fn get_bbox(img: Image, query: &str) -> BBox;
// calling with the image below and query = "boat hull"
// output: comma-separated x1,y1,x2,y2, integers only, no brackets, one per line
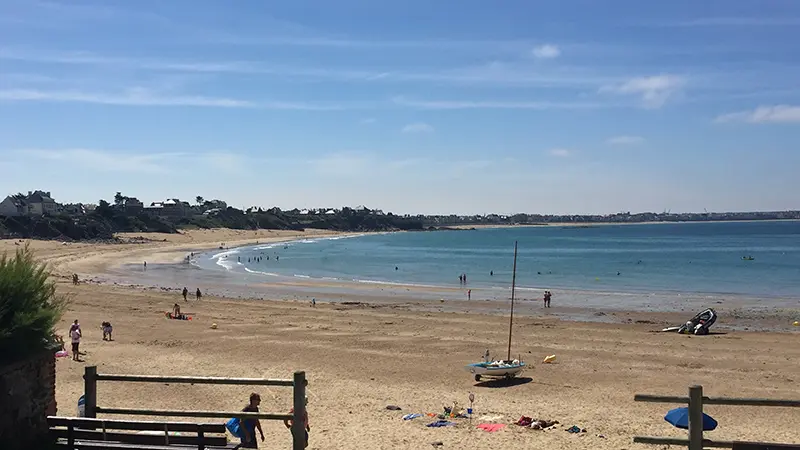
465,362,526,378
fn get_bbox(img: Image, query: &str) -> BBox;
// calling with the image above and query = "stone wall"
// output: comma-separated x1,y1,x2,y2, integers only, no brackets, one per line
0,349,57,450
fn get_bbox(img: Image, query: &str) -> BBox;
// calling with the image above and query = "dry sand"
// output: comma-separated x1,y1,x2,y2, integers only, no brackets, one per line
4,229,799,449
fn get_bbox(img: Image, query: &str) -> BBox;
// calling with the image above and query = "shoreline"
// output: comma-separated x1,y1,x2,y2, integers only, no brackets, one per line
75,233,800,332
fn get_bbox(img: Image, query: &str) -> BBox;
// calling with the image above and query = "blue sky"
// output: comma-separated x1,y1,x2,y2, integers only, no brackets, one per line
1,0,799,215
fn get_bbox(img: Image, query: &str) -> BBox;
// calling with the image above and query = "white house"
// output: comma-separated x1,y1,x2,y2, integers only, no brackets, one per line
0,196,24,217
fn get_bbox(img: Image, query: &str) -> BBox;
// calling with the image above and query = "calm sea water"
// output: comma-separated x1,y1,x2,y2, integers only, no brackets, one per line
196,221,800,298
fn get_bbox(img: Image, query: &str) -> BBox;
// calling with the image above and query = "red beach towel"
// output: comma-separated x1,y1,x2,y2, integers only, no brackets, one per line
477,423,506,432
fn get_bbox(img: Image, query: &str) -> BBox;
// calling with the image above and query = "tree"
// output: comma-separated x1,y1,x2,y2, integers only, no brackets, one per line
96,199,114,219
0,244,68,363
114,192,126,207
195,196,204,206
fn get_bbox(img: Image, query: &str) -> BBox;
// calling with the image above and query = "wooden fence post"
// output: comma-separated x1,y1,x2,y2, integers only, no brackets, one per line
688,385,704,450
84,366,98,418
292,372,307,450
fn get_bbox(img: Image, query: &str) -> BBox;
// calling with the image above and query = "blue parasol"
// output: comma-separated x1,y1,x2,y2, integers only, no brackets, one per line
664,407,718,431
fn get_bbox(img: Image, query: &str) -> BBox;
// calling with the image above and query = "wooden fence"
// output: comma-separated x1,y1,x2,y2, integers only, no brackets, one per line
83,366,307,450
633,385,800,450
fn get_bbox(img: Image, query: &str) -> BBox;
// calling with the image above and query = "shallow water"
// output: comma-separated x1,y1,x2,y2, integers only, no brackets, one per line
195,221,800,298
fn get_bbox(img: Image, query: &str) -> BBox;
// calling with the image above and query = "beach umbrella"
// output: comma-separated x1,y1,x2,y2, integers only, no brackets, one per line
664,407,717,431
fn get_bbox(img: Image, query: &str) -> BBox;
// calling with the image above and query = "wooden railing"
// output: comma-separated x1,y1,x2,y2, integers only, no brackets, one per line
634,385,800,450
83,366,307,450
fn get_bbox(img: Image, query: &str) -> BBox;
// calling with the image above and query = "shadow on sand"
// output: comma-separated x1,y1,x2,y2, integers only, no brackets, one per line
475,377,533,389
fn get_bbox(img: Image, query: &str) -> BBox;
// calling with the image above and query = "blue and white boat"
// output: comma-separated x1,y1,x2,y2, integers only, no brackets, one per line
465,241,527,382
466,359,526,381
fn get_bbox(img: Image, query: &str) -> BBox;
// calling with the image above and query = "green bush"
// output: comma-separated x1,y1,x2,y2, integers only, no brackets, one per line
0,245,68,364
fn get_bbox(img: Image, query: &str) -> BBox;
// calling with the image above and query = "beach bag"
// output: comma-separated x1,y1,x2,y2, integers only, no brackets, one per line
225,417,242,438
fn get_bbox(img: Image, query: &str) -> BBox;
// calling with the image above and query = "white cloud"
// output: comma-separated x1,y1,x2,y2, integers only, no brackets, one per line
531,44,561,59
714,105,800,124
402,122,435,134
548,148,572,157
599,75,685,109
19,148,247,174
0,88,348,110
391,96,603,110
607,135,645,145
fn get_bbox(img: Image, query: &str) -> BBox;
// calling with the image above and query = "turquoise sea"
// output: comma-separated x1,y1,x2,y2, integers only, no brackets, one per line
196,221,800,298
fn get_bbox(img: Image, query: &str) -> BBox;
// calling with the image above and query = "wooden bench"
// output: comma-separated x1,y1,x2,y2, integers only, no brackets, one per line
48,416,237,450
732,443,800,450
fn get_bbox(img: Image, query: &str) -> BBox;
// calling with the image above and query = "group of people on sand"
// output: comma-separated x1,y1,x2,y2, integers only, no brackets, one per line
231,391,311,448
182,287,202,301
62,319,113,362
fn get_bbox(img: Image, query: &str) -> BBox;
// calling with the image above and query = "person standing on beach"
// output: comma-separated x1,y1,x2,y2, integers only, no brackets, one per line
143,261,147,270
182,287,188,301
70,321,82,361
284,397,310,449
239,393,265,448
468,289,471,300
196,288,202,300
543,290,552,308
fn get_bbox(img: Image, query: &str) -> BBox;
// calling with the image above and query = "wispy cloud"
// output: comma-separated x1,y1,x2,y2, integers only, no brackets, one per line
20,148,249,174
714,105,800,124
599,75,685,109
607,135,645,145
392,96,604,110
0,88,349,110
667,17,800,27
548,148,572,157
531,44,561,59
0,49,622,88
23,149,181,174
402,122,435,134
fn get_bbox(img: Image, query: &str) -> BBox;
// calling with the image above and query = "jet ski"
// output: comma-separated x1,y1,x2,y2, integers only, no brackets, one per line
665,308,717,335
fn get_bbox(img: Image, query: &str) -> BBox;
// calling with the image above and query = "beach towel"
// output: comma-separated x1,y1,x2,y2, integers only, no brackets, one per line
478,415,504,422
426,420,457,428
516,416,533,427
477,423,506,432
403,414,423,421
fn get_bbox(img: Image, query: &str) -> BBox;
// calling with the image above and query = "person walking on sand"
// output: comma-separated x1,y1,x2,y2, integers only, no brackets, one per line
196,288,202,300
182,287,188,301
239,393,265,448
543,290,552,308
284,397,310,449
143,261,146,269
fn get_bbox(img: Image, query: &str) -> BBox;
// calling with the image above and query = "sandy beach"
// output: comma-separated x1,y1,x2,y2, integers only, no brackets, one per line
4,229,800,449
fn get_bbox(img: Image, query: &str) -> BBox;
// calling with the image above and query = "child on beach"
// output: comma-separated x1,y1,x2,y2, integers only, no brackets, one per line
101,322,113,341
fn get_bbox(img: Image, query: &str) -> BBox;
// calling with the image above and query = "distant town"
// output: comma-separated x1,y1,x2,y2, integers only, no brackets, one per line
0,190,798,240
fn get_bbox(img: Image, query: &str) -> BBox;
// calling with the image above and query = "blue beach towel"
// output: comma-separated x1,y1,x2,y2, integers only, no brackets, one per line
403,413,423,421
427,420,457,428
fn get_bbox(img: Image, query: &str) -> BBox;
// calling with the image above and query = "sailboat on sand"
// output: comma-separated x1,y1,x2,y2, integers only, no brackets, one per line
465,241,526,382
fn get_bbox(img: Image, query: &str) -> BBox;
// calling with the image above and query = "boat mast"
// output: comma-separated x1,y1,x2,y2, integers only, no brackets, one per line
507,240,518,361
